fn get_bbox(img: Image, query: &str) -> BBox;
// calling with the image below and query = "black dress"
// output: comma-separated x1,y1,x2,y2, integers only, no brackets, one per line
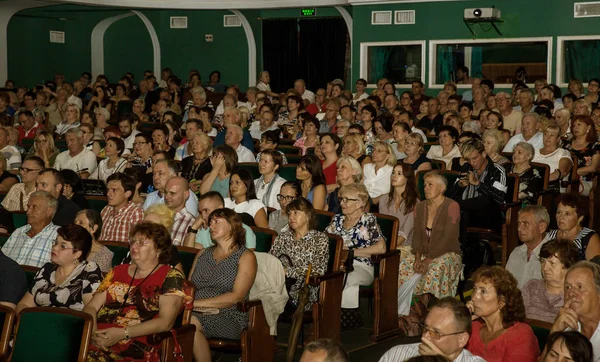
180,156,212,182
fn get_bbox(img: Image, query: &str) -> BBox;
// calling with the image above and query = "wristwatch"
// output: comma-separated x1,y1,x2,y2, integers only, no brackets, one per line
123,327,130,341
187,226,199,234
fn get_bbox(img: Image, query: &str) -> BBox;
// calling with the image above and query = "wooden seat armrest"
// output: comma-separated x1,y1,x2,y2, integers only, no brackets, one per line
500,202,521,211
308,271,344,286
147,324,196,345
525,318,553,330
236,300,262,312
370,249,400,263
561,179,579,187
466,227,496,234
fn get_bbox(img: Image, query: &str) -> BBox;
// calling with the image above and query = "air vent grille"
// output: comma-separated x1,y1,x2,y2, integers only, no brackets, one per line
170,17,188,29
49,31,65,43
223,15,241,27
575,2,600,17
371,11,392,25
395,10,415,24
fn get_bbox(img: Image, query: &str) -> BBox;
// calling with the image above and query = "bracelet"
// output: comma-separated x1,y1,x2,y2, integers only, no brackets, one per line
556,169,563,179
123,327,130,340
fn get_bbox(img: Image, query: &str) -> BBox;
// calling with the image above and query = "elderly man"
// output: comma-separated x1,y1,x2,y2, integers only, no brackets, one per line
1,191,60,267
2,156,43,212
226,125,255,163
184,191,256,249
143,159,199,217
336,119,351,139
294,79,315,105
299,339,349,362
36,168,80,226
306,88,327,116
419,98,443,135
551,261,600,360
540,86,564,113
515,88,536,114
503,113,544,152
182,88,209,123
213,106,254,151
164,177,195,246
384,94,399,113
250,110,277,140
0,127,21,171
16,111,42,143
99,173,144,242
53,128,97,178
506,205,551,288
319,99,340,133
380,298,485,362
174,119,201,161
496,91,523,135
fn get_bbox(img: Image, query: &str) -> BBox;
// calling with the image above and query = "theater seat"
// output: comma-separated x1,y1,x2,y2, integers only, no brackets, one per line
0,305,15,359
278,164,298,182
250,226,276,253
20,265,39,286
101,240,130,267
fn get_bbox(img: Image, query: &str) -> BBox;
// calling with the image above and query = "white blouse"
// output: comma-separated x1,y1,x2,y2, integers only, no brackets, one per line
426,145,461,170
224,198,267,218
363,163,393,198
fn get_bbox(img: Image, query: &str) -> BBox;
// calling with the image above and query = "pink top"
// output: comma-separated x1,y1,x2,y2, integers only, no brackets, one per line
466,321,540,362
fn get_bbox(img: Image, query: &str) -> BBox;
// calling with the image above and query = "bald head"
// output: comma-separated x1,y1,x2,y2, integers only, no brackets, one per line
164,176,190,211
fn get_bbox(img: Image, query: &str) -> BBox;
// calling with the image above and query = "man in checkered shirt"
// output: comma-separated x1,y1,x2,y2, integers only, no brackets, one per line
164,176,195,246
99,173,143,243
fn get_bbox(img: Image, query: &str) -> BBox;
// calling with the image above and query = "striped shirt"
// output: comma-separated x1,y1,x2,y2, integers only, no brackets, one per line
171,208,195,246
2,222,59,267
379,343,486,362
99,202,144,242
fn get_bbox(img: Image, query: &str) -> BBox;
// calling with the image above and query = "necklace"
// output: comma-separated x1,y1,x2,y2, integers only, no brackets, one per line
120,263,160,311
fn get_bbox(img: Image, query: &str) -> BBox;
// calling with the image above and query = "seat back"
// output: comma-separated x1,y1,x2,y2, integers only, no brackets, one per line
12,211,27,229
285,155,302,165
278,164,298,182
0,304,15,357
250,226,276,253
0,233,9,248
20,265,39,287
11,307,93,362
430,159,446,171
237,163,260,180
416,170,461,200
101,241,130,267
86,196,108,213
315,210,335,232
326,234,343,273
176,246,199,278
424,142,436,153
526,318,553,352
530,162,550,203
278,146,302,156
372,213,399,250
505,173,520,203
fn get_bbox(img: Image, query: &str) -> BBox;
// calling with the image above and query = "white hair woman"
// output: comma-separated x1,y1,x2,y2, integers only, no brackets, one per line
327,156,363,214
506,142,542,206
482,129,510,166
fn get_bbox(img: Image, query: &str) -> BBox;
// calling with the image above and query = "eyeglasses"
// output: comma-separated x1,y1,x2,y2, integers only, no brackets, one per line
19,167,41,173
420,324,465,340
129,238,152,247
35,139,48,144
338,197,359,204
277,194,296,202
133,142,148,146
52,241,75,250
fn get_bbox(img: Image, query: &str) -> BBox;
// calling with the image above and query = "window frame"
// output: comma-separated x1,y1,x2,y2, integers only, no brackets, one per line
556,35,600,88
359,40,426,89
428,37,553,89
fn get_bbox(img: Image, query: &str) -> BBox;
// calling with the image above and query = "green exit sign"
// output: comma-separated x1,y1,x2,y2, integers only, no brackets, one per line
301,8,316,17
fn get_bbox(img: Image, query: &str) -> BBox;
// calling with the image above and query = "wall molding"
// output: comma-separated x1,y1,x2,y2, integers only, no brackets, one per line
229,10,256,87
55,0,349,9
334,6,353,87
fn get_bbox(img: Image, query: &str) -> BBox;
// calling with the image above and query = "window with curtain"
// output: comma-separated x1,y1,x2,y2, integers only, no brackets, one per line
433,40,549,85
563,39,600,83
361,42,423,85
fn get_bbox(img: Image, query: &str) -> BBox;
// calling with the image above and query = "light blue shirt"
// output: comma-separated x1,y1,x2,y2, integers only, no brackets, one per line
2,222,60,267
195,224,256,249
142,190,199,217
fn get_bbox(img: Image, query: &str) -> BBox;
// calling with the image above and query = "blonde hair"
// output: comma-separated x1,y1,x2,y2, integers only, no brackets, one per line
373,141,398,167
482,129,505,153
67,103,81,120
339,183,370,208
33,130,57,154
192,131,213,157
238,106,250,128
144,204,175,232
574,98,592,115
406,132,425,154
343,134,367,155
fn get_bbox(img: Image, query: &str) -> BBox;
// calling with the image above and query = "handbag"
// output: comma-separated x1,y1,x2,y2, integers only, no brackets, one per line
146,329,185,362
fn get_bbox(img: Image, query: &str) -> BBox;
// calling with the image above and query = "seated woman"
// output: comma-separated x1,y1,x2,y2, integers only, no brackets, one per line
254,149,286,210
59,169,89,209
466,266,540,361
16,224,103,313
225,169,268,228
547,194,600,260
325,183,386,328
0,154,18,193
397,171,462,335
426,125,461,169
541,331,593,362
484,111,510,146
563,115,599,196
378,162,418,247
200,145,238,198
482,129,510,166
522,238,579,323
123,167,147,207
74,209,114,274
269,198,329,311
91,137,127,182
181,131,213,194
293,115,320,155
320,133,343,193
532,125,572,193
54,103,81,139
255,129,288,164
402,133,432,172
327,156,363,214
342,133,372,167
85,222,186,361
189,208,257,362
152,124,176,159
79,123,102,155
28,130,59,168
505,142,543,206
373,113,394,143
390,121,411,160
296,154,327,210
363,141,397,204
268,181,301,234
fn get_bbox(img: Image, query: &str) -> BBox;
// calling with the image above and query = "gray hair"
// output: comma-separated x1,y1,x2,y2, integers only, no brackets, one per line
337,156,363,183
520,88,533,98
482,129,505,153
304,339,348,362
228,124,243,138
567,261,600,294
514,141,535,161
154,159,178,176
423,170,448,191
246,87,258,95
523,112,541,125
94,107,110,121
191,87,207,99
66,127,83,139
519,205,550,226
30,190,59,214
463,121,481,135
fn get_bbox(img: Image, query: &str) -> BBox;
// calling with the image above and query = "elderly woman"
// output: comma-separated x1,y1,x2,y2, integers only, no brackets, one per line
397,171,462,335
255,130,288,165
28,130,59,168
54,103,80,138
506,142,543,206
181,131,213,193
85,222,186,361
296,154,327,210
268,181,301,234
542,331,594,362
94,106,111,133
133,99,149,123
426,125,461,169
342,133,372,166
326,183,386,328
466,266,540,361
270,198,328,311
564,115,600,196
391,121,411,160
152,124,175,159
547,194,600,260
294,115,320,155
254,149,286,210
74,209,114,274
320,133,343,192
16,224,103,313
379,162,418,247
573,98,592,116
363,141,397,203
522,238,579,323
402,133,433,172
200,145,238,198
482,129,509,166
327,156,363,214
225,169,268,228
90,137,127,183
189,208,257,361
533,125,573,193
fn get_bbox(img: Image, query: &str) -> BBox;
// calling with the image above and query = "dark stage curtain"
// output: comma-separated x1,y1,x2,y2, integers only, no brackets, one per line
262,19,299,93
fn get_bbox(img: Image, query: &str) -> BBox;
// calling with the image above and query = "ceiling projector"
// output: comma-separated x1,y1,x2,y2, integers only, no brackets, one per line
464,7,501,20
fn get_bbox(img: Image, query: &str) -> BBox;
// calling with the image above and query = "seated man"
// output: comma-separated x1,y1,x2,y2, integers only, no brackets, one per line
184,191,256,250
142,159,198,217
249,110,277,140
174,119,201,161
447,139,507,241
99,173,144,242
503,113,544,152
16,111,42,144
118,113,140,152
379,297,485,362
1,191,60,267
2,156,44,212
53,128,98,178
213,106,255,151
36,168,80,226
551,261,600,360
226,125,255,163
0,249,27,309
0,126,21,170
164,177,195,246
506,206,551,288
299,339,349,362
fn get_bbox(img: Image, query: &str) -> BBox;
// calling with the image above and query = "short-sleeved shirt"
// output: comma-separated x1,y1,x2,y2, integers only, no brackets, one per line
0,250,28,304
325,213,384,267
224,198,266,220
31,261,103,311
1,183,36,211
1,222,59,267
195,224,256,249
0,145,21,169
99,202,144,242
54,148,98,175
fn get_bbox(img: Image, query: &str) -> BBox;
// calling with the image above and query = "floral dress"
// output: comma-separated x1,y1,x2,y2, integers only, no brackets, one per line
87,264,185,362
